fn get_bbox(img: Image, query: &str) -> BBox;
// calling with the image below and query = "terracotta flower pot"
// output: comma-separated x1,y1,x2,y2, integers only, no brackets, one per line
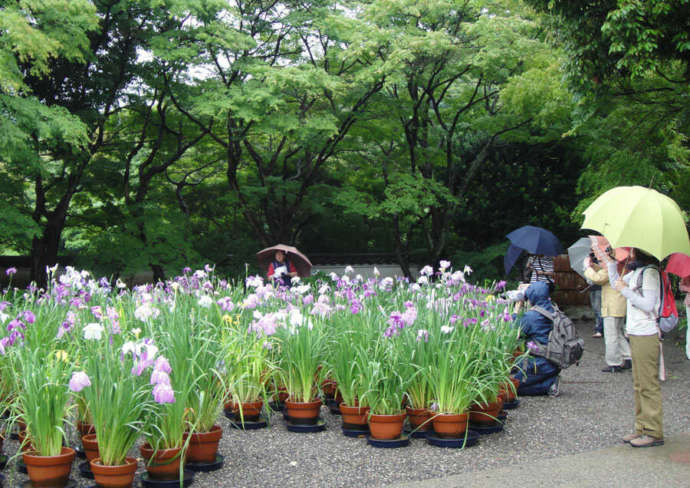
17,422,33,452
82,433,100,461
284,398,322,425
91,456,138,488
431,412,468,438
321,379,337,399
499,377,520,402
76,421,95,437
368,412,406,440
470,398,504,424
406,407,432,431
339,403,369,428
186,425,222,463
23,446,75,486
233,400,264,421
140,443,183,480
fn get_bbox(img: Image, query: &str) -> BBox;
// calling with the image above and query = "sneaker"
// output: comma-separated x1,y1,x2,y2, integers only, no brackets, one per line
547,377,560,397
622,433,642,443
601,365,623,373
621,359,632,370
592,332,603,338
629,435,664,448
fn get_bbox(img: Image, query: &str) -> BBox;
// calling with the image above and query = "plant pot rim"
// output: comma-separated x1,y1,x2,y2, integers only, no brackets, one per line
140,443,183,458
23,446,75,460
431,411,469,418
91,456,138,469
188,424,222,435
339,402,369,411
285,398,321,405
369,411,406,419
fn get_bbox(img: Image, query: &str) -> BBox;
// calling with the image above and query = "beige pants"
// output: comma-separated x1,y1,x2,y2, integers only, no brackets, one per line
603,316,631,366
686,304,690,360
629,335,663,439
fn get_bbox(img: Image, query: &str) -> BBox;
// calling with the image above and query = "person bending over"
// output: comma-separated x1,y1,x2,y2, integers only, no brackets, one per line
513,281,561,397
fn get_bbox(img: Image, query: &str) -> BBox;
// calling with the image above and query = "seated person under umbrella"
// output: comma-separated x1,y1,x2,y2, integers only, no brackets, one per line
267,250,298,287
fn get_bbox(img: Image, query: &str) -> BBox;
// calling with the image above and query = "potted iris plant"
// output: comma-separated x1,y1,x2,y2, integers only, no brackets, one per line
74,333,156,488
274,310,326,424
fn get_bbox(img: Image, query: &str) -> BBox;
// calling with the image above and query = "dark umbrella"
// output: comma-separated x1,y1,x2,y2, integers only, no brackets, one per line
506,225,563,256
257,244,313,277
504,244,524,275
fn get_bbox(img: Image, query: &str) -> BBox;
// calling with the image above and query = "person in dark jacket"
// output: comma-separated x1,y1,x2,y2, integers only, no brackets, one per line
513,281,561,396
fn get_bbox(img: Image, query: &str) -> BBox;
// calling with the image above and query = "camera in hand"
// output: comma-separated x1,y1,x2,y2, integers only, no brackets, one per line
589,252,599,264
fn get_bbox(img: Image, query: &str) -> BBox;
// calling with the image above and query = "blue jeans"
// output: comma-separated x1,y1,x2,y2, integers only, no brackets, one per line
589,289,603,334
513,357,560,396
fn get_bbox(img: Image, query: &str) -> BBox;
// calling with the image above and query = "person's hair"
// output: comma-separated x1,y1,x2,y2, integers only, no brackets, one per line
633,248,658,267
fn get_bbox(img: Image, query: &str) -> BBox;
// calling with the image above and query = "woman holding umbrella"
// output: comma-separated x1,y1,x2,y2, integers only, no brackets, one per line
583,186,690,449
595,245,664,448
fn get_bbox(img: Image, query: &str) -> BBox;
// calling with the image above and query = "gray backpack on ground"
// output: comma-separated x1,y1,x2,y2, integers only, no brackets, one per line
531,305,584,369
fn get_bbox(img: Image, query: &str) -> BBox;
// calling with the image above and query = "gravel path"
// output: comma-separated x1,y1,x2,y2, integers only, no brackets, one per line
2,319,688,488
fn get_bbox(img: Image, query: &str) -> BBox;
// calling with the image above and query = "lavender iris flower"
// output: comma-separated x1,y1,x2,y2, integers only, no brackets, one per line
69,371,91,392
153,383,175,404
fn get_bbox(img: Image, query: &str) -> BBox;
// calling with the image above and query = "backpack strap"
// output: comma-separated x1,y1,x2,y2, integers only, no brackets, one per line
530,305,554,321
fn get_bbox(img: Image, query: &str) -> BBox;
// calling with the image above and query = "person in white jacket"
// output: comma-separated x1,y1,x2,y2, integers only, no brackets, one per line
594,244,664,448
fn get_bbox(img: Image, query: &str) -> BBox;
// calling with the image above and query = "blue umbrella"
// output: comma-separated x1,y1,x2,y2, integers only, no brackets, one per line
504,244,524,275
506,225,563,256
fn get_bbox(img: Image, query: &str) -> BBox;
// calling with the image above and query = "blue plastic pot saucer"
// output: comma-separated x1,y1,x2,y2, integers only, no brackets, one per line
185,454,224,473
367,435,410,448
503,399,520,410
426,430,479,448
224,409,264,423
341,425,369,438
141,469,194,488
229,415,268,430
0,454,7,471
78,460,94,479
403,427,431,439
286,418,326,433
17,478,78,488
469,421,504,435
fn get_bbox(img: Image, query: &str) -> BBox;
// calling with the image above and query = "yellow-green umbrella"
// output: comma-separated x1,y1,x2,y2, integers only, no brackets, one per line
581,186,690,260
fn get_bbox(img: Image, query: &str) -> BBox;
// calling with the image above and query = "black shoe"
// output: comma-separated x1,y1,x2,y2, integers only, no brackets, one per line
621,359,632,370
602,365,623,373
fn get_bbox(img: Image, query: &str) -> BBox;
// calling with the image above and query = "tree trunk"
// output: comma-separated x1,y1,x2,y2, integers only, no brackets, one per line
30,217,64,288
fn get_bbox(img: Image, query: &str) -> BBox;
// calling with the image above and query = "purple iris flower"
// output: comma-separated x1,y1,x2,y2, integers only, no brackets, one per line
154,356,172,374
91,306,103,320
150,369,171,386
153,383,175,404
21,310,36,324
7,319,25,332
5,267,17,276
69,371,91,392
349,299,362,314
